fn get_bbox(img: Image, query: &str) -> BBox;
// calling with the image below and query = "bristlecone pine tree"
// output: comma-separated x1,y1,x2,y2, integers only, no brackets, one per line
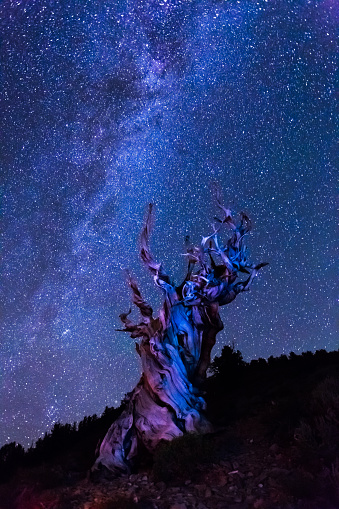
93,198,268,475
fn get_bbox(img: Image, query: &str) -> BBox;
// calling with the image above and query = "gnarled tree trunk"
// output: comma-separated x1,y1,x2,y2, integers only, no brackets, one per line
93,200,267,475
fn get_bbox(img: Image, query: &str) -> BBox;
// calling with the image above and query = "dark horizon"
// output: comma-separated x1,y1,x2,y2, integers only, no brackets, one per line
2,345,338,452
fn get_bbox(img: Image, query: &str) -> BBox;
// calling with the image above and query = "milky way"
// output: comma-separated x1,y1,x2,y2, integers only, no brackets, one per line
0,0,336,448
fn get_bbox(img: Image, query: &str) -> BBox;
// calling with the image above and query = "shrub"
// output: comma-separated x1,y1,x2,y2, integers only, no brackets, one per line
294,376,339,462
16,463,65,490
152,433,215,483
311,376,339,420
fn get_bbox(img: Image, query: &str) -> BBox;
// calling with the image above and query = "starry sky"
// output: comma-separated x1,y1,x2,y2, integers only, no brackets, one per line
0,0,337,449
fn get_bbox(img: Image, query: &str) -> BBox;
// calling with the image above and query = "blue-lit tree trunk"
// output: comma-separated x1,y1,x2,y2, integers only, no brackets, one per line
93,200,267,475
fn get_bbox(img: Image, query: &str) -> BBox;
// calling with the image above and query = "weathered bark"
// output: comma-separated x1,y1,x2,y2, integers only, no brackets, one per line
93,201,267,475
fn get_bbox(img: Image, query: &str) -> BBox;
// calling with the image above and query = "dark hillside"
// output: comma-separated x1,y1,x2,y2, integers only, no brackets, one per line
206,347,339,440
0,348,338,509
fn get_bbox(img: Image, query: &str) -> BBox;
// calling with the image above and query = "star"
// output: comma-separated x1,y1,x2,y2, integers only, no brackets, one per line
0,0,336,448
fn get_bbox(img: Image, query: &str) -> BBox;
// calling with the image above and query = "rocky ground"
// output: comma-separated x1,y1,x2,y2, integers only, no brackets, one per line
2,353,339,509
4,421,339,509
59,442,298,509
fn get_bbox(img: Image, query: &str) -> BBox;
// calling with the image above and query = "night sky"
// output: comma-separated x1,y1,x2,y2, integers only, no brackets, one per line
0,0,336,449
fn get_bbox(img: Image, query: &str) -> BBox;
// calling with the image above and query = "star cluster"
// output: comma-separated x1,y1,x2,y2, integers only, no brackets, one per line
0,0,336,448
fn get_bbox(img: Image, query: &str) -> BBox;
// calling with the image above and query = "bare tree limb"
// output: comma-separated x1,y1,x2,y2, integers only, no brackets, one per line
93,201,267,476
